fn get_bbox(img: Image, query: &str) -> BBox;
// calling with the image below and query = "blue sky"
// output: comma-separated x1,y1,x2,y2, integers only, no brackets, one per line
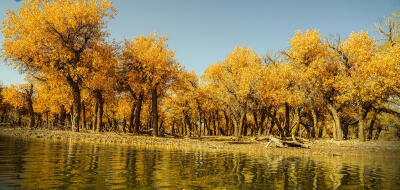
1,0,399,86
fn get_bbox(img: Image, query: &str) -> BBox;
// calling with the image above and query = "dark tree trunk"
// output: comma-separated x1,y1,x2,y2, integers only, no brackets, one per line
36,113,42,128
60,105,66,128
134,91,144,134
45,111,49,128
224,111,230,136
94,90,104,132
52,113,58,129
284,103,290,137
241,114,247,136
212,112,216,136
113,115,118,132
203,113,207,136
208,116,212,136
171,121,175,136
93,102,98,131
184,114,192,136
67,78,81,132
26,85,35,129
216,110,221,136
343,124,349,139
367,112,377,140
374,124,382,140
81,100,86,130
129,102,135,133
122,119,127,133
151,87,158,137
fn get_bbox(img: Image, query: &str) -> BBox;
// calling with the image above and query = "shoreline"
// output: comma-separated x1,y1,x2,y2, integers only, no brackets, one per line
1,127,400,158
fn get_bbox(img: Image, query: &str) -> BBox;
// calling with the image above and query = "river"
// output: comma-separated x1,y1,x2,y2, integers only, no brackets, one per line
0,136,399,189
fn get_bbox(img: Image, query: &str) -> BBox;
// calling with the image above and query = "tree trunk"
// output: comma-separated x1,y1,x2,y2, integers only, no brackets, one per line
203,113,207,136
184,114,192,136
241,114,247,136
27,96,35,129
60,105,66,128
113,115,118,132
45,111,49,128
93,102,98,131
224,111,230,136
216,110,221,136
367,112,377,140
151,87,158,137
233,118,239,137
212,112,217,136
235,111,246,137
122,119,127,133
171,121,175,136
327,102,342,140
358,106,366,142
343,124,349,139
258,110,267,136
134,91,144,134
129,102,135,133
374,124,382,140
67,78,81,132
95,90,104,132
81,100,86,130
284,103,290,137
311,108,318,138
52,113,58,129
198,111,202,137
36,113,42,128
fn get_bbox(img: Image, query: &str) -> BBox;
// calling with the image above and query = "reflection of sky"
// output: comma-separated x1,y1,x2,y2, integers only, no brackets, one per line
1,0,399,86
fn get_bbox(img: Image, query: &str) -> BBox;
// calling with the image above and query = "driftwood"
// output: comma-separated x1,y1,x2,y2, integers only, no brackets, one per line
266,136,310,149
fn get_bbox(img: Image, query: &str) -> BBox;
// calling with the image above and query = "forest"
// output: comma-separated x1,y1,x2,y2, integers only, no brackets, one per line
1,0,400,142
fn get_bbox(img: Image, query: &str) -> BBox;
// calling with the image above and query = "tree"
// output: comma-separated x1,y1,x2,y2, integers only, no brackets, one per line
122,32,177,136
2,83,35,128
84,41,118,132
202,45,263,137
1,0,116,131
335,31,376,141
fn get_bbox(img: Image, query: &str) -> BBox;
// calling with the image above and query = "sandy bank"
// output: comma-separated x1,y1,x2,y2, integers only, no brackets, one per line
1,127,399,158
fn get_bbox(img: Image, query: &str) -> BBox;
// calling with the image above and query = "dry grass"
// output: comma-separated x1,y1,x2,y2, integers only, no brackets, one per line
1,127,400,158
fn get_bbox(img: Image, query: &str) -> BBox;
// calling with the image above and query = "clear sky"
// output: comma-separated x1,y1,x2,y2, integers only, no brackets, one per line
1,0,399,86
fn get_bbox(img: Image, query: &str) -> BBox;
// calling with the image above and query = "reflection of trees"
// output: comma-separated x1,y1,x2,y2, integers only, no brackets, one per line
1,138,399,189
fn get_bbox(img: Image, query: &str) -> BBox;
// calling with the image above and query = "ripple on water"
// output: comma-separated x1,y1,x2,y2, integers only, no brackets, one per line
0,136,399,189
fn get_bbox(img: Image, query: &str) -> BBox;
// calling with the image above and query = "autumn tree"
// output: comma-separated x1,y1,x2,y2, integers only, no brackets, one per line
1,0,116,131
83,41,118,132
202,45,263,137
121,32,177,136
258,62,303,137
163,70,201,136
2,83,35,128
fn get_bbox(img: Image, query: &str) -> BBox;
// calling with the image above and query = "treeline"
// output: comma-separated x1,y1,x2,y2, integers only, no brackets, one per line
1,0,400,141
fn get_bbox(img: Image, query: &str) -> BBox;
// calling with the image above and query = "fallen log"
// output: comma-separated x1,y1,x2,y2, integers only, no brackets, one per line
269,136,285,148
266,136,310,149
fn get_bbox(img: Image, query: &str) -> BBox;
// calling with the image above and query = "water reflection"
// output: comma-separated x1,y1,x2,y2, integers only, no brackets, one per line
0,136,399,189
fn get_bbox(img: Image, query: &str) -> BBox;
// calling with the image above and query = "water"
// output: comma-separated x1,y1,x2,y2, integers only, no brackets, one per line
0,136,399,189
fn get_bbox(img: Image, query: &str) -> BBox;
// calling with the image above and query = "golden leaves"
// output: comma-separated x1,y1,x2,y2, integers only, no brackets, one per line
122,32,176,90
1,0,116,80
341,31,375,67
2,84,33,109
287,29,327,66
